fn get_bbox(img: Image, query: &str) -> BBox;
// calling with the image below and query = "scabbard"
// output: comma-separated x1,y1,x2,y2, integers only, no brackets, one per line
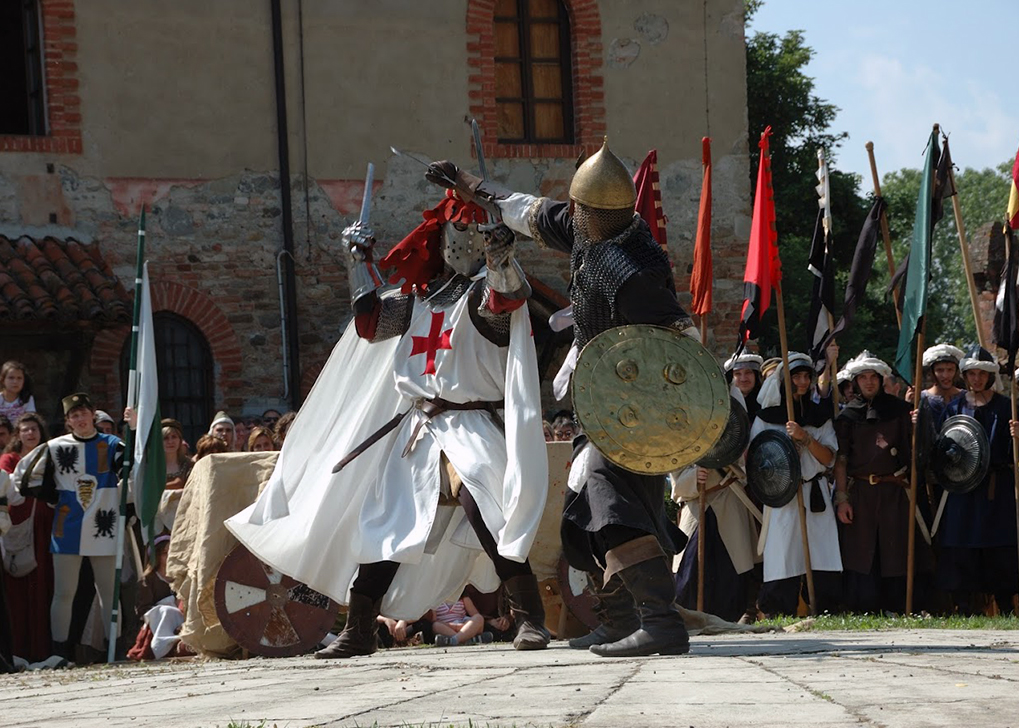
332,409,410,473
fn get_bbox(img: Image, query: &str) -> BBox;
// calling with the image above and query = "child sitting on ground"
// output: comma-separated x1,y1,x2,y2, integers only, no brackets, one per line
432,594,492,646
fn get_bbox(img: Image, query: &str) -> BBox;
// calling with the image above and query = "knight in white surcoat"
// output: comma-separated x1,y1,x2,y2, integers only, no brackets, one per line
227,190,549,657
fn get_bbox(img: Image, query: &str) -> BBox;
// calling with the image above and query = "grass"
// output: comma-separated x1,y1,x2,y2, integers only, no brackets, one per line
758,613,1019,631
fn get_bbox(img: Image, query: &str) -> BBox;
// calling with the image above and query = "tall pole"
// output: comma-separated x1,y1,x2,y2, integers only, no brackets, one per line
776,282,816,615
866,142,903,328
946,163,988,349
108,208,146,663
696,324,708,612
905,318,926,614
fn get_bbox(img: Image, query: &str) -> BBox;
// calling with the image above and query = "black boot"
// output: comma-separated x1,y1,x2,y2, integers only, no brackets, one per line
315,593,381,659
569,572,639,649
590,552,689,658
503,574,551,650
51,640,73,666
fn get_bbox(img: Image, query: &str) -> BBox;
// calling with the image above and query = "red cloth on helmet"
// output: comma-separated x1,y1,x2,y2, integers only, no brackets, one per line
380,191,488,294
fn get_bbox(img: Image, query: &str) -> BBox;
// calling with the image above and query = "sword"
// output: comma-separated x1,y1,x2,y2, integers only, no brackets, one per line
470,118,501,226
359,162,374,226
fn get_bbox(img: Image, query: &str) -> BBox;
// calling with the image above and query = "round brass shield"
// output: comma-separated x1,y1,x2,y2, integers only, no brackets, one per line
572,325,729,475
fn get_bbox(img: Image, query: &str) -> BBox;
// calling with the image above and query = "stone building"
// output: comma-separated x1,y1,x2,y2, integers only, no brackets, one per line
0,0,751,445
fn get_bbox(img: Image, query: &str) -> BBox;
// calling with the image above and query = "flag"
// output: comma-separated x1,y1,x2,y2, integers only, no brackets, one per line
633,149,668,248
127,234,165,543
822,196,887,348
689,137,712,317
993,226,1019,371
894,129,944,381
738,126,780,347
807,150,835,371
1008,145,1019,231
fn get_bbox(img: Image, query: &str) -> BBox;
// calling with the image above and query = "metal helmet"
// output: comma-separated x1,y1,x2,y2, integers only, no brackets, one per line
569,137,637,211
440,221,486,277
696,395,750,469
932,414,990,494
746,429,801,508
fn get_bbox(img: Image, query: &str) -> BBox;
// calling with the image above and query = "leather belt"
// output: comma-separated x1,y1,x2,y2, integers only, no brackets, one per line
332,397,502,473
852,473,908,487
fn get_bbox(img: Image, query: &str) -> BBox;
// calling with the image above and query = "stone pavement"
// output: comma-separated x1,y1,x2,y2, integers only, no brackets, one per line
3,629,1018,728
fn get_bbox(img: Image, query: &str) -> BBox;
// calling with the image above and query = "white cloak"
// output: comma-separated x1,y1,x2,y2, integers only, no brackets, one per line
751,418,843,582
226,281,548,620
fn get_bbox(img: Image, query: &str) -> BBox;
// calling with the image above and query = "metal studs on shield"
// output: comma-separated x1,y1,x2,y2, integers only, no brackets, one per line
572,325,729,474
214,544,339,657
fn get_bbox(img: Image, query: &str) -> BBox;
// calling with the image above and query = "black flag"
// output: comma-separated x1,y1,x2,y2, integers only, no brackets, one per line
993,225,1019,372
806,209,835,370
821,197,887,350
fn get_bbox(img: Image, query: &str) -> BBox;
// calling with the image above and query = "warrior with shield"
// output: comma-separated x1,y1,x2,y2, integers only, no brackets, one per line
427,139,705,657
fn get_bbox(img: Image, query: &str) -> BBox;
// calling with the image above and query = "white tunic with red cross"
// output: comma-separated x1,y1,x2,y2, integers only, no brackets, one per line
352,284,529,572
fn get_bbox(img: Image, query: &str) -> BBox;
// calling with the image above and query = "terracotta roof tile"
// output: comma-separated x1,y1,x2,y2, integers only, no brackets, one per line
0,236,131,325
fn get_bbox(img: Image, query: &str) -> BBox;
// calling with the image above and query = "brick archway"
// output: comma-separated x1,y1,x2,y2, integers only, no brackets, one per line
89,281,242,412
467,0,606,159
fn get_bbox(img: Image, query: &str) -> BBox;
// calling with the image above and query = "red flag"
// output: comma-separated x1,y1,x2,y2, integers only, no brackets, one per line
738,126,780,344
690,137,713,317
633,149,668,248
1007,144,1019,231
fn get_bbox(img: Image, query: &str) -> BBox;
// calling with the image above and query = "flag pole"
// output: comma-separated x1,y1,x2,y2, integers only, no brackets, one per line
945,162,988,349
697,314,708,611
776,282,816,615
827,312,840,418
865,141,903,328
108,207,146,663
905,317,926,614
1011,372,1019,607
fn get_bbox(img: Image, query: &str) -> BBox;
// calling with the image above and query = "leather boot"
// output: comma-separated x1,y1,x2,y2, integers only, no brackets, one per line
568,572,639,649
503,574,551,650
590,539,689,658
315,593,381,659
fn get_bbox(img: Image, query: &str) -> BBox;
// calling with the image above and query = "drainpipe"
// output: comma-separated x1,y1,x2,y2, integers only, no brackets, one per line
270,0,302,409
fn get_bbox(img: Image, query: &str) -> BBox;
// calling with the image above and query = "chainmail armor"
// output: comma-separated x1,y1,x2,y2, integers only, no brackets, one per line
572,204,636,245
421,272,473,308
569,213,674,348
469,281,512,346
369,292,414,342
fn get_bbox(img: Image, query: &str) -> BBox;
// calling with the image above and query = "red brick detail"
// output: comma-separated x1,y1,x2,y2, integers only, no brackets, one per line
466,0,605,159
88,281,243,413
0,0,82,155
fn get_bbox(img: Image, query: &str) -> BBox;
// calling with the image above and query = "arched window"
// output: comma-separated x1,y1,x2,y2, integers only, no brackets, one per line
494,0,574,144
121,312,214,450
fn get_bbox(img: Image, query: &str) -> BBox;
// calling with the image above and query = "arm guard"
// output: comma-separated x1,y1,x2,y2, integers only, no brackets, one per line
482,223,530,300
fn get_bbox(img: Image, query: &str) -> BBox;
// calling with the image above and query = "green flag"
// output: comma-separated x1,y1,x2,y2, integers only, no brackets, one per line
894,130,940,382
132,261,165,544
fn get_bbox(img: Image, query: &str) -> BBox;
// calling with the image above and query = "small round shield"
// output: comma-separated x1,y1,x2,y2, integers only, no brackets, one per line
214,544,339,658
746,429,802,508
696,396,750,469
932,415,989,495
572,326,729,475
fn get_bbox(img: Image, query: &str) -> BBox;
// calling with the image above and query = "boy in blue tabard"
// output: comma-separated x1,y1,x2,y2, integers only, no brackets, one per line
19,392,127,661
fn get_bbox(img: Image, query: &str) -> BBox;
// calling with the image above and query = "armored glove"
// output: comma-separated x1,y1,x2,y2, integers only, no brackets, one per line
483,223,529,298
343,221,383,303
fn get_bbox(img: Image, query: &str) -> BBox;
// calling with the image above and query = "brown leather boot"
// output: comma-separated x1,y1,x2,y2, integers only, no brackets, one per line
590,537,689,658
314,593,381,659
568,572,639,649
503,574,551,650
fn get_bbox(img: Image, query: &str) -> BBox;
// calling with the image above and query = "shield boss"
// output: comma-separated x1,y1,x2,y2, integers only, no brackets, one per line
214,544,339,657
572,325,729,474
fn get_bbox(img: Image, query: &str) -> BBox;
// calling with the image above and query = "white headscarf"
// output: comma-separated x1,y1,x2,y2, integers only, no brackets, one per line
756,352,812,409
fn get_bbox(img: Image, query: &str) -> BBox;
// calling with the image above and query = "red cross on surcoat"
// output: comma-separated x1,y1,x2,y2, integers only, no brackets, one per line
410,311,453,375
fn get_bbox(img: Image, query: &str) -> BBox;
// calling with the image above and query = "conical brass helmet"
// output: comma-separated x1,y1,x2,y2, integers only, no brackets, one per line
569,137,637,211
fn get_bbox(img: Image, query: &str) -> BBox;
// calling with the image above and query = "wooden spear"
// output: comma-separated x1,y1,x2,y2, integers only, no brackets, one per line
866,141,903,328
905,319,926,614
776,282,817,615
697,318,709,612
945,160,989,349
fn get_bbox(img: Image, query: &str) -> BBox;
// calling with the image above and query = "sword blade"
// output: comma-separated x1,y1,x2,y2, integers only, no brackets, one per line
358,162,374,226
471,118,488,182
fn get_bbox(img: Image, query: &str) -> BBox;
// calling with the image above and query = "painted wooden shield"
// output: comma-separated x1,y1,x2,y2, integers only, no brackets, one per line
214,544,339,657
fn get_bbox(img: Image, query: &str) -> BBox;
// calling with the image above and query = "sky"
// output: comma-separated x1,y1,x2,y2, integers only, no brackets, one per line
748,0,1018,185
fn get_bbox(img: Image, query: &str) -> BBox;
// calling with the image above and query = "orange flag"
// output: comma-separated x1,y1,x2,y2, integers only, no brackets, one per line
1007,144,1019,231
690,137,713,317
633,150,668,248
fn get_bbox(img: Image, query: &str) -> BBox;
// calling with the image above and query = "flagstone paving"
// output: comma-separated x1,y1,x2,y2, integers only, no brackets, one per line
3,629,1018,727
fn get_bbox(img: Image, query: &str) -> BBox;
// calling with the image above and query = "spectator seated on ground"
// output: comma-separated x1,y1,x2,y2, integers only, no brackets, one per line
463,584,515,642
376,610,435,649
431,594,492,646
128,535,191,661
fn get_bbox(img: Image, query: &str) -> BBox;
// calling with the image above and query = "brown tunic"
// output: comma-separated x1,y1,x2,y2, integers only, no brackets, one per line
835,396,932,577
